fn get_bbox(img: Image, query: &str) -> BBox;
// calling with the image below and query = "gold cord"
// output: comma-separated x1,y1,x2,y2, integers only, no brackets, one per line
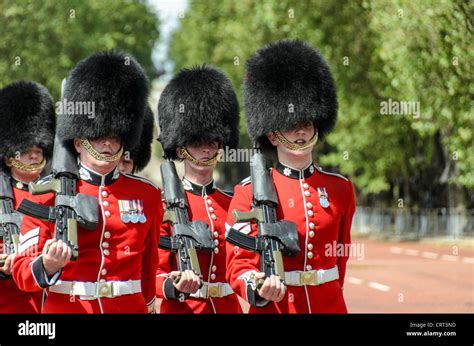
80,138,124,162
7,158,46,172
272,130,318,151
180,147,221,166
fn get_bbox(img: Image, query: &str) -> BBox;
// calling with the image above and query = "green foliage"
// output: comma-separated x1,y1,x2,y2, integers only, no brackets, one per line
0,0,159,99
170,0,473,206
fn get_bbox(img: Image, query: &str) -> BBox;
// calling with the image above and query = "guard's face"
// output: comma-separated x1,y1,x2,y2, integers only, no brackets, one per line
177,140,220,173
74,136,122,174
268,121,316,156
118,157,135,174
5,145,44,181
186,141,220,162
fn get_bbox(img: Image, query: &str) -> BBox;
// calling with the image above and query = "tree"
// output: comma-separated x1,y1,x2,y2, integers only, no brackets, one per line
0,0,160,99
169,0,472,208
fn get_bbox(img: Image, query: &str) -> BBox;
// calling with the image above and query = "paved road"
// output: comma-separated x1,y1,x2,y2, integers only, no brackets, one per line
344,238,474,313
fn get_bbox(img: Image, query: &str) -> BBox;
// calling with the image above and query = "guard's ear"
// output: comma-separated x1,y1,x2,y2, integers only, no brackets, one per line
267,133,278,147
73,138,82,154
176,147,184,159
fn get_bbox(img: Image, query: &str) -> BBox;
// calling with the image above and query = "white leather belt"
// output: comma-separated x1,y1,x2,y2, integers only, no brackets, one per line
190,282,234,299
285,266,339,286
49,280,142,299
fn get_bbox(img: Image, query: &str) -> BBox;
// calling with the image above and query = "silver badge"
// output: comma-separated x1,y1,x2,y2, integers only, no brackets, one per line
317,187,330,208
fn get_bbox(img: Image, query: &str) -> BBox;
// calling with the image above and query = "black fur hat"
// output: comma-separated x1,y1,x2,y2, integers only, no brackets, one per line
244,39,338,150
57,51,149,151
0,81,55,160
129,106,154,173
157,65,239,160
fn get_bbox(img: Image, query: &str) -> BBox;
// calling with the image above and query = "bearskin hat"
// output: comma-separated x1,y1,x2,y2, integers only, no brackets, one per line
157,65,240,160
57,51,149,151
129,106,154,173
244,39,338,150
0,81,55,160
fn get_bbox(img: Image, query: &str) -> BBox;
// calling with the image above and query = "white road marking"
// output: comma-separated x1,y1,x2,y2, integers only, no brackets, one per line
347,277,364,285
368,281,390,292
441,254,459,262
389,247,403,254
421,251,439,259
462,257,474,264
405,249,420,256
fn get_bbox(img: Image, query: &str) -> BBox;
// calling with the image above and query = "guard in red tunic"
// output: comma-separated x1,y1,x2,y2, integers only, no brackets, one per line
155,66,242,313
0,81,55,313
225,40,356,313
12,52,163,313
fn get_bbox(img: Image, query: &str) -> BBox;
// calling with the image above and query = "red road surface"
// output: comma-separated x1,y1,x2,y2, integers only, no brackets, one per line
344,238,474,313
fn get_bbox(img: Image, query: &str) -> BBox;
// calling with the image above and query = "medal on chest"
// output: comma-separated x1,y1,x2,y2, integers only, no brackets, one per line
119,199,147,224
317,187,330,208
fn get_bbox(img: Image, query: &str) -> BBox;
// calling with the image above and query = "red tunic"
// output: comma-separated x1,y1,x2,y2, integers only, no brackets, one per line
0,179,43,313
225,162,356,314
12,164,163,313
156,178,242,313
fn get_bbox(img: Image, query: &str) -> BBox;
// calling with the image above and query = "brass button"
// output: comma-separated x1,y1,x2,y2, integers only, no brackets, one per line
214,239,219,246
304,191,310,197
307,210,314,217
309,231,315,238
207,199,212,205
213,231,219,238
210,273,216,281
211,265,217,272
209,207,215,213
104,232,111,239
306,265,312,271
101,268,107,275
104,210,111,218
103,201,109,207
211,214,217,220
214,248,219,254
102,242,109,249
307,251,313,259
307,243,313,250
101,191,108,198
309,222,315,230
303,183,309,190
103,249,110,256
306,202,313,209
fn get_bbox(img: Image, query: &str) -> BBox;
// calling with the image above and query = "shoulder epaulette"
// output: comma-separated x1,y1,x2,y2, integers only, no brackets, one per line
122,173,161,190
315,166,349,182
218,188,234,198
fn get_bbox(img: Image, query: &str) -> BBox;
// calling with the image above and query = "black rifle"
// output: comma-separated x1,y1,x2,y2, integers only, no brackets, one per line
0,168,22,279
158,160,214,280
17,79,99,261
225,152,300,288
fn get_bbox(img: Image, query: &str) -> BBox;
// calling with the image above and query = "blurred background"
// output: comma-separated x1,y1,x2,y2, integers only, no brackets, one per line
1,0,472,312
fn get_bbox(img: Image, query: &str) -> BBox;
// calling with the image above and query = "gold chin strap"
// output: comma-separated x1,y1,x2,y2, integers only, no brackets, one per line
273,130,318,151
180,147,222,167
80,138,124,162
8,158,46,172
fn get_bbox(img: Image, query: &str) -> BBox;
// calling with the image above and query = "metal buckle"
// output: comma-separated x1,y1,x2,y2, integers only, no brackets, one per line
208,285,221,298
300,271,317,286
98,282,114,298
